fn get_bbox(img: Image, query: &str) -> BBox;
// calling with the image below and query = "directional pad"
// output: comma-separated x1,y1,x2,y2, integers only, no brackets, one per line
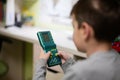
47,49,61,66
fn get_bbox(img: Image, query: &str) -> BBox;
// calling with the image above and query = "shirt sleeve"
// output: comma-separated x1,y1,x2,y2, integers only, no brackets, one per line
62,66,80,80
33,59,47,80
33,58,75,80
61,58,76,73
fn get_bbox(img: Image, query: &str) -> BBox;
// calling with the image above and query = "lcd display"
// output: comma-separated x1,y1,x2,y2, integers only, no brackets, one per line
42,33,50,42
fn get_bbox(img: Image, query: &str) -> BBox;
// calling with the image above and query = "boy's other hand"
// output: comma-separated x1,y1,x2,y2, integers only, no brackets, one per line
58,51,71,64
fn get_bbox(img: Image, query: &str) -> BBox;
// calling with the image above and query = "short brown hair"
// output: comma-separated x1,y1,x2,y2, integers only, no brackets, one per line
71,0,120,42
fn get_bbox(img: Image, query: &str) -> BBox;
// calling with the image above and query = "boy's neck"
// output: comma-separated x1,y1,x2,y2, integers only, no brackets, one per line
86,41,112,57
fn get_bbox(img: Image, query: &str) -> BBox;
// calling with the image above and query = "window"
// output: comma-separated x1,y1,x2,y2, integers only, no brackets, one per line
39,0,78,30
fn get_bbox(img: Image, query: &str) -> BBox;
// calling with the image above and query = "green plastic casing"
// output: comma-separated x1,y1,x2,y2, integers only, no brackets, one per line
37,31,61,67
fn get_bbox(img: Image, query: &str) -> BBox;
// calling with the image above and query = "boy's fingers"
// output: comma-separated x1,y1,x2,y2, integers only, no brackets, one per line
47,51,51,55
46,51,51,58
58,51,63,53
58,51,64,55
58,52,62,57
40,47,44,54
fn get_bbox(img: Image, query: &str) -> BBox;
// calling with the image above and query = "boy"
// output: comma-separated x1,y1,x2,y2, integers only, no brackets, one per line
34,0,120,80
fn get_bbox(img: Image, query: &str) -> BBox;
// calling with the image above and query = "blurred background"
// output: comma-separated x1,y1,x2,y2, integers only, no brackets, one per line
0,0,119,80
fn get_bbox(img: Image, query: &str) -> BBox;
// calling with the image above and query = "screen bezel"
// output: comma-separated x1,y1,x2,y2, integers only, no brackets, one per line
40,31,55,47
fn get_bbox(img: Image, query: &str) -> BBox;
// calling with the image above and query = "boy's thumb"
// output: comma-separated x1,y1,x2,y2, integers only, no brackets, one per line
46,52,51,58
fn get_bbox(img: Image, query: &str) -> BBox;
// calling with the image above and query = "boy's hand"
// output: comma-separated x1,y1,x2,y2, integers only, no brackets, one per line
58,51,71,64
39,47,51,61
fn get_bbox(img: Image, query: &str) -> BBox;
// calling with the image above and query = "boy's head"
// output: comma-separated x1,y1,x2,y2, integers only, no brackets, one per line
71,0,120,52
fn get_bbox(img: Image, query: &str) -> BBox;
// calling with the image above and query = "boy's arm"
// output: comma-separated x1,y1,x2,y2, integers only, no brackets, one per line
33,57,75,80
61,57,76,73
33,59,47,80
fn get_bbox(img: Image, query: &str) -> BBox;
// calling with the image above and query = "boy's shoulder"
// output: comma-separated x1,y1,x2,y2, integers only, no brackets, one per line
67,59,95,79
70,50,120,79
70,59,93,75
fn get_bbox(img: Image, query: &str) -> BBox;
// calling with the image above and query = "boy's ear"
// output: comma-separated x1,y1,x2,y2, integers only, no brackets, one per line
81,22,93,41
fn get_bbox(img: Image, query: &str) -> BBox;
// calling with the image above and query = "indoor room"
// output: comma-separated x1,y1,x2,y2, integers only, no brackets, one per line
0,0,120,80
0,0,85,80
